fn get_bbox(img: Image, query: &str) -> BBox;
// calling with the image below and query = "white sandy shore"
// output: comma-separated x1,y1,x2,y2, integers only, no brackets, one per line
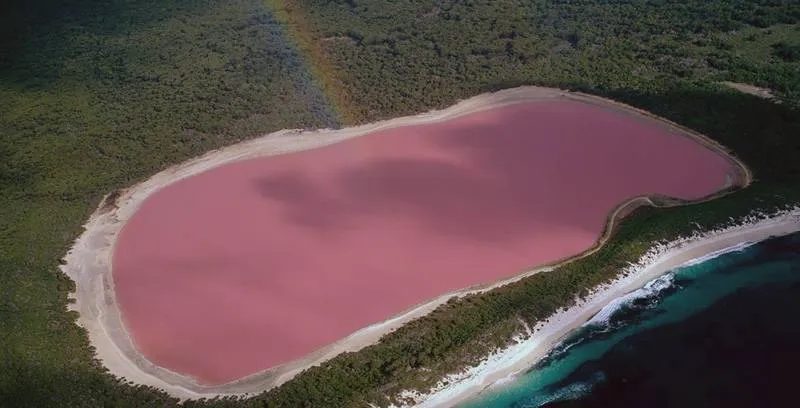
395,207,800,408
60,86,750,399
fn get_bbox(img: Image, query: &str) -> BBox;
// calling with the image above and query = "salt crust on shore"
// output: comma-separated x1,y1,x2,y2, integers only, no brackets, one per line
60,86,750,399
392,207,800,408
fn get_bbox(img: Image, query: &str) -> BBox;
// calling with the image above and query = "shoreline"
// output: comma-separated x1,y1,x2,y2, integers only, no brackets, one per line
398,207,800,408
59,86,750,399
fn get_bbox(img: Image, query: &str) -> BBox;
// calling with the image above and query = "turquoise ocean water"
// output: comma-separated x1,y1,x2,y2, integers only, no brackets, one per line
459,231,800,408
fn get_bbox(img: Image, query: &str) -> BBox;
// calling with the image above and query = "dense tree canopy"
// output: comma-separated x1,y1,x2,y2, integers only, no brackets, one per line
278,0,800,120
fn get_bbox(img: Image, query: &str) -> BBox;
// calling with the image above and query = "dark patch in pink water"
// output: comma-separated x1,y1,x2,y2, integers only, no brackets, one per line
113,101,736,384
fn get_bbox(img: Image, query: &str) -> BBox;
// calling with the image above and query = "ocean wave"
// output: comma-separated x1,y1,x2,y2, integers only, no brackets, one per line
537,273,678,366
542,242,756,366
581,240,757,331
525,371,606,407
491,374,517,388
680,240,756,267
583,273,675,328
533,334,586,369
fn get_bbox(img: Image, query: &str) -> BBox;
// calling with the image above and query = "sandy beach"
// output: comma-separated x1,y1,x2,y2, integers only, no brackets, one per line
399,207,800,408
60,86,750,399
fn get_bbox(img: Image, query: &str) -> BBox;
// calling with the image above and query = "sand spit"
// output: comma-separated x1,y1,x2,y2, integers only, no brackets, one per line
61,86,750,399
393,207,800,408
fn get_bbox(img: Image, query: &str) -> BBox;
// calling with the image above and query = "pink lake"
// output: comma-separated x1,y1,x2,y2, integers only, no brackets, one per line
113,100,737,384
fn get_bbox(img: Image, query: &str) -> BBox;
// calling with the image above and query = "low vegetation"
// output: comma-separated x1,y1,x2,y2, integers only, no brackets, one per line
1,0,799,407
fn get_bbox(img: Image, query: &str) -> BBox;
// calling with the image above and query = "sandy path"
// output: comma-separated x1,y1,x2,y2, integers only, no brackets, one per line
721,81,776,100
60,86,750,399
405,208,800,408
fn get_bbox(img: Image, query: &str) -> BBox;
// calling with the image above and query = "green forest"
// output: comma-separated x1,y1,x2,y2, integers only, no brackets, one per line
281,0,800,121
1,0,799,407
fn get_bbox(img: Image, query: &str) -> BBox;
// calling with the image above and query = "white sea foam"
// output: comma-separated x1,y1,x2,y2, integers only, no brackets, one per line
490,374,516,388
583,273,674,328
535,371,606,406
680,240,755,267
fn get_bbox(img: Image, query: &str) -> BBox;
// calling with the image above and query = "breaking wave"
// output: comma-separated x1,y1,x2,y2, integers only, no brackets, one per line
531,272,681,369
580,240,757,332
583,272,676,329
680,240,755,267
520,371,606,407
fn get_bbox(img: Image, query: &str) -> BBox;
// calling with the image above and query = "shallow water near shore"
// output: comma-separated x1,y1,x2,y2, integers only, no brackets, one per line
459,231,800,408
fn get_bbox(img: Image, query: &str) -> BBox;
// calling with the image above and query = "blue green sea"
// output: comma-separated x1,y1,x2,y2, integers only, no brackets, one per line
459,231,800,408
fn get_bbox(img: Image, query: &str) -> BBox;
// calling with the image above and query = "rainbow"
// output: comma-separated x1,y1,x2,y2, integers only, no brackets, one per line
265,0,355,125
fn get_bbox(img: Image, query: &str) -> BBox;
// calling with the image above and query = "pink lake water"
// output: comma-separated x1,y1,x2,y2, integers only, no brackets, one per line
113,100,737,384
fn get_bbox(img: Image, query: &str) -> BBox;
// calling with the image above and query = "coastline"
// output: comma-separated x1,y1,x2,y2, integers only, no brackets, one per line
396,207,800,408
59,85,750,399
